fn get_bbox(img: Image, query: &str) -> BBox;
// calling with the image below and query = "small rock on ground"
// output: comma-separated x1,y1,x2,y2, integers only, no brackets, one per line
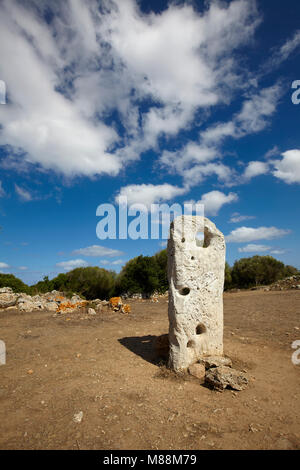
199,355,232,369
188,363,205,383
73,411,83,423
205,366,248,392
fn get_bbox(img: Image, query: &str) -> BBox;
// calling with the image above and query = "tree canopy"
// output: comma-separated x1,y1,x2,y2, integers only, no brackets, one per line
1,252,298,298
228,255,298,289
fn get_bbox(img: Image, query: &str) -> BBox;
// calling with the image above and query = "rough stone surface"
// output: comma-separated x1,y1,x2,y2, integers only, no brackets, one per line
199,355,232,369
188,363,206,383
18,302,35,312
44,302,59,312
0,287,13,294
0,297,17,308
168,216,225,371
205,366,248,391
0,292,17,302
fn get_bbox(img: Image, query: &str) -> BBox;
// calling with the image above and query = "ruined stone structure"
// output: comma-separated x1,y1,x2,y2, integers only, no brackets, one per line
168,216,225,371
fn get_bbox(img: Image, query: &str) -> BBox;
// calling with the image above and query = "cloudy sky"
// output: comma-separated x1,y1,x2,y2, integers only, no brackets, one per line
0,0,299,284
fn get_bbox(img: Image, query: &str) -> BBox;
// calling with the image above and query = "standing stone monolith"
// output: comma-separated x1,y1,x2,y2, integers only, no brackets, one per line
168,215,225,371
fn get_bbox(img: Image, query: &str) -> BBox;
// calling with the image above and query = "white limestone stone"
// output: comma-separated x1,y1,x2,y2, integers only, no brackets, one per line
167,215,225,371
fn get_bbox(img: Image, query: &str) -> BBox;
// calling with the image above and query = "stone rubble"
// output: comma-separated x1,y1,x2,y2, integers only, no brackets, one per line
264,275,300,291
0,288,109,314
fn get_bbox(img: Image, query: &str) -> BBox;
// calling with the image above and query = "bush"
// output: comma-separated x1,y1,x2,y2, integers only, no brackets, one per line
231,255,294,289
224,262,232,291
32,267,116,300
0,273,33,294
65,267,116,300
116,254,164,296
153,249,168,293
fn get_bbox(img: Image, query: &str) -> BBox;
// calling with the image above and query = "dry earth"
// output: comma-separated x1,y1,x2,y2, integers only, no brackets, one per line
0,290,299,450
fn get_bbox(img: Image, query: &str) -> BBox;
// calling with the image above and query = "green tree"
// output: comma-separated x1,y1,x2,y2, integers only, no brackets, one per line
231,255,291,288
153,249,168,293
224,262,232,290
0,273,32,294
63,267,116,300
51,273,68,291
33,275,54,293
31,267,116,299
116,255,161,296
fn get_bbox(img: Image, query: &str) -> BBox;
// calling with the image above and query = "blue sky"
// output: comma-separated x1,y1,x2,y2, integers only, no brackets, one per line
0,0,300,285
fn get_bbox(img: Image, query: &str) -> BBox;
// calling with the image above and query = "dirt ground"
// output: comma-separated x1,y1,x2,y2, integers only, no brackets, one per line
0,290,299,450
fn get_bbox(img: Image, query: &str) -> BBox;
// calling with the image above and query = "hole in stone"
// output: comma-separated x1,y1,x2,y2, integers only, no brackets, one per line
187,340,195,348
181,238,185,243
196,227,214,248
196,323,206,335
179,287,190,296
204,227,214,248
195,231,204,247
191,256,195,260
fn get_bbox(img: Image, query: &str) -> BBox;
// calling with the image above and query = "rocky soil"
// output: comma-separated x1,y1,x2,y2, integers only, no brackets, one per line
0,289,299,450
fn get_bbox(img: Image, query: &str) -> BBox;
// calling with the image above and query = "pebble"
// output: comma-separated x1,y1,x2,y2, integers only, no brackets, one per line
73,411,83,423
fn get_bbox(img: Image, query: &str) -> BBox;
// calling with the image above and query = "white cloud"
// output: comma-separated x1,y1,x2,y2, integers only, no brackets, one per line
265,146,280,159
264,30,300,70
270,249,287,255
238,244,287,255
115,183,187,208
238,244,272,253
0,181,5,197
183,163,234,188
0,262,10,269
56,259,88,271
15,184,32,201
99,259,124,266
72,245,123,257
230,213,256,223
272,149,300,184
0,80,6,104
226,226,291,243
198,84,281,145
187,191,238,216
235,85,281,135
0,0,120,177
18,266,28,270
278,30,300,61
243,161,269,180
160,84,281,187
0,0,261,177
160,144,217,174
200,122,236,146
